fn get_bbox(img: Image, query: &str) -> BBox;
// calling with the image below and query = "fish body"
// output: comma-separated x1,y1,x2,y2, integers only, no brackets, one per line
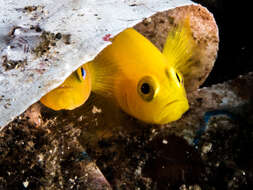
41,18,195,124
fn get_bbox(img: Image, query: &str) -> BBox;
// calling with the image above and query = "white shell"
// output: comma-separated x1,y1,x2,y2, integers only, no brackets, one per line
0,0,194,129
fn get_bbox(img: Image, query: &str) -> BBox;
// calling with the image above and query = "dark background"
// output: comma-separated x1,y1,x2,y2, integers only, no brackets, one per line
193,0,253,86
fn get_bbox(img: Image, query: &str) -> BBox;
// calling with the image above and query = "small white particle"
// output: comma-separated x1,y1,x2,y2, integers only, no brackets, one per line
14,28,22,35
146,17,152,22
23,180,29,188
162,139,168,144
92,106,102,114
38,153,44,162
69,178,74,183
201,143,212,154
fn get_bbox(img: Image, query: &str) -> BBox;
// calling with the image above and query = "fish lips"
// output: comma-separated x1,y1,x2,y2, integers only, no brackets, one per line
155,99,189,124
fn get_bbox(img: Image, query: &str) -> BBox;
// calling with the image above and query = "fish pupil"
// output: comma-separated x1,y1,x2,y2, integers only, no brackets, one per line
176,73,180,83
141,83,150,94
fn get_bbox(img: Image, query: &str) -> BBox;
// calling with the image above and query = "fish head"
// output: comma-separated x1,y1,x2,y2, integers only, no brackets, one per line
92,28,190,124
114,49,189,124
40,64,91,110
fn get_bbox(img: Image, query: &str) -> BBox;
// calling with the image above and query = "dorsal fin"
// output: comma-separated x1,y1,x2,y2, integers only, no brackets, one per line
162,17,196,73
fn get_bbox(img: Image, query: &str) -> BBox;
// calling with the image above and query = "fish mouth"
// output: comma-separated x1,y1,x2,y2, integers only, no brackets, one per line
156,99,189,124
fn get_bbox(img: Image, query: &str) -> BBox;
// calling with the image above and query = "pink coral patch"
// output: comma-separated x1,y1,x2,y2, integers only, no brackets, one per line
102,34,111,41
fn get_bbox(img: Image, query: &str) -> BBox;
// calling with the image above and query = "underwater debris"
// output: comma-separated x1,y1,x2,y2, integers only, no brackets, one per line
193,110,235,146
2,55,27,71
33,31,65,57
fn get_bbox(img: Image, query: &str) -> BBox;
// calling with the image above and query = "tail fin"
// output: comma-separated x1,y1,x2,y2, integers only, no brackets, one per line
162,17,196,72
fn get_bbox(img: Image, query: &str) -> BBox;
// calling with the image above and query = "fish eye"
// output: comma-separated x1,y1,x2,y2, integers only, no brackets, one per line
75,66,87,82
81,67,86,79
137,76,158,102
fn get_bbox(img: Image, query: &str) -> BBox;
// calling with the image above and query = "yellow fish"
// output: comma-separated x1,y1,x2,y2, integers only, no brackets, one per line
41,18,195,124
40,64,91,110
